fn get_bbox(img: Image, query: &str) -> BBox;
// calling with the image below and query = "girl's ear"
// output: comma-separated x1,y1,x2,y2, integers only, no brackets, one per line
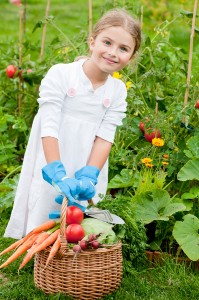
89,36,95,51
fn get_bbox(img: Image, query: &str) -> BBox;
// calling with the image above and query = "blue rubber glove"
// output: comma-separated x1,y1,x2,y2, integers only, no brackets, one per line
75,166,100,200
42,160,81,205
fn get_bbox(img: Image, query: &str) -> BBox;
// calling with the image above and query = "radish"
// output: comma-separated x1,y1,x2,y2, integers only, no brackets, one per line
79,239,88,250
91,240,100,249
73,245,82,253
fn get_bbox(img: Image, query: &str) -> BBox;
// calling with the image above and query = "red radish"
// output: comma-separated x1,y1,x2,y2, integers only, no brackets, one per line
79,239,88,250
66,224,85,243
73,245,82,253
66,206,84,225
88,233,97,242
195,100,199,109
6,65,17,78
91,240,100,249
144,129,161,143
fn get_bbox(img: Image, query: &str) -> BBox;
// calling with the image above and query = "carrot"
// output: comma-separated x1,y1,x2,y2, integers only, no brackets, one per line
32,220,58,234
0,233,39,269
45,231,61,267
18,231,50,271
0,231,35,256
30,229,60,257
0,220,58,257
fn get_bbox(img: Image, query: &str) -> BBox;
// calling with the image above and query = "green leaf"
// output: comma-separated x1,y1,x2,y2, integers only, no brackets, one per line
185,136,199,158
133,189,186,224
173,214,199,261
32,21,43,33
108,169,135,189
177,159,199,181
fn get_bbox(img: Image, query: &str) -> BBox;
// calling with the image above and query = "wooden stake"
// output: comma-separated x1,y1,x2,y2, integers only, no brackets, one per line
40,0,51,63
23,0,27,35
182,0,198,123
155,101,158,114
18,4,23,114
88,0,92,36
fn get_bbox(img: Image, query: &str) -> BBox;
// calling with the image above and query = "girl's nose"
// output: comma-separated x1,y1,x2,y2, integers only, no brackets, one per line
108,47,117,57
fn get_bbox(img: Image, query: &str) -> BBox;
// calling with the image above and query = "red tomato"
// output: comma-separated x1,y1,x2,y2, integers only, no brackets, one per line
66,206,84,225
139,122,145,132
144,129,161,143
6,65,17,78
195,100,199,109
66,224,85,243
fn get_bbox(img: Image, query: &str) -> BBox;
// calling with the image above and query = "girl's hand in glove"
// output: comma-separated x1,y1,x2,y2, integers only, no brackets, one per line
42,160,81,205
75,166,100,200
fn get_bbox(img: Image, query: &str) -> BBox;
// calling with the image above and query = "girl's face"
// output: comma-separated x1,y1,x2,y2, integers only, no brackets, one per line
89,26,136,74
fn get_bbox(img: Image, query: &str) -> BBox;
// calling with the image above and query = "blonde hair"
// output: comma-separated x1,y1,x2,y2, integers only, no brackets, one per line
92,8,141,56
75,8,141,61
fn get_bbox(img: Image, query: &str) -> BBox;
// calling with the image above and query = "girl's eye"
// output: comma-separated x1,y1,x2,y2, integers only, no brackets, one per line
120,47,127,52
104,40,111,45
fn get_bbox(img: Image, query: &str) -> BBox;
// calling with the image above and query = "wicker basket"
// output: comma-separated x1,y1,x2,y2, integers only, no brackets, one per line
34,197,123,300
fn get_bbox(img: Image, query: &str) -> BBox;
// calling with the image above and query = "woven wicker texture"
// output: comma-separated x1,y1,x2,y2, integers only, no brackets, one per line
34,197,123,300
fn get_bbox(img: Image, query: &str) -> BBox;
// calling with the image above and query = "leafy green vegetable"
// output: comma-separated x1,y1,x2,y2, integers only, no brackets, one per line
96,195,148,272
81,218,117,244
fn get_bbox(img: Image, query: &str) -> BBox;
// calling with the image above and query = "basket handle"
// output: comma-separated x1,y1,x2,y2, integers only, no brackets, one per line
59,196,69,254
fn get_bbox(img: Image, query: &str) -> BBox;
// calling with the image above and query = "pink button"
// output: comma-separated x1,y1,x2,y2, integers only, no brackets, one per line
67,88,76,97
103,98,110,108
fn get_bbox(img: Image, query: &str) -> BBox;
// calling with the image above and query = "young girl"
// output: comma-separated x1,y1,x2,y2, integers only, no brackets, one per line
4,8,141,239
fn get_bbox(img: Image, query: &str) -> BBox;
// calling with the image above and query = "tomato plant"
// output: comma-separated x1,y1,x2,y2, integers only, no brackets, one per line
66,206,84,225
65,224,85,243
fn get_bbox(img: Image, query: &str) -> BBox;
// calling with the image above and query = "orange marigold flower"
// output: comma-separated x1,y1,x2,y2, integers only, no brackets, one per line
163,154,169,159
141,158,152,164
152,138,165,147
145,163,153,168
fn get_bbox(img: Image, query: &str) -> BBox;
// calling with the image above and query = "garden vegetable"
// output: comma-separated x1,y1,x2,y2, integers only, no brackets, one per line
144,129,161,143
195,100,199,109
6,65,17,78
0,233,39,269
45,233,61,267
139,122,145,132
66,224,85,243
66,206,84,224
81,218,117,244
18,231,50,270
30,229,60,257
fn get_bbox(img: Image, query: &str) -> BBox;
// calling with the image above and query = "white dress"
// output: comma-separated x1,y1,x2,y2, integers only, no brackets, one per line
4,59,127,239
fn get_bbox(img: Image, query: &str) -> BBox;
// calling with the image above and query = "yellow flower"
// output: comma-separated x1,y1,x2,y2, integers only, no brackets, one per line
162,161,169,166
112,72,122,79
141,158,152,164
152,138,164,147
174,147,179,152
145,163,153,168
126,81,133,90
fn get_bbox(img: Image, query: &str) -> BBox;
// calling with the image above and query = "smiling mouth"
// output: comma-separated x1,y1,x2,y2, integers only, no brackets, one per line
103,57,118,64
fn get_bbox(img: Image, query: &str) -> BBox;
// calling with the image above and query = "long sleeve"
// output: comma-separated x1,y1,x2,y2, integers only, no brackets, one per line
96,79,127,143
